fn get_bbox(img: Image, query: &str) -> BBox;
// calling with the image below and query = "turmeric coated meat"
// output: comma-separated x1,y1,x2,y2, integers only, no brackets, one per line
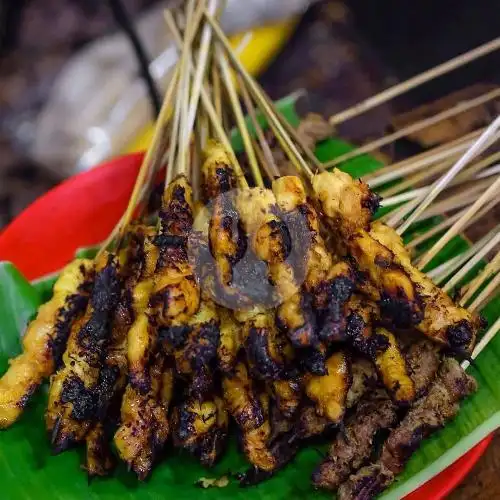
0,259,93,429
46,253,121,453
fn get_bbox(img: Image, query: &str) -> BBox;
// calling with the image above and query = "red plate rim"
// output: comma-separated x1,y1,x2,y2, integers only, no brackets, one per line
0,153,490,497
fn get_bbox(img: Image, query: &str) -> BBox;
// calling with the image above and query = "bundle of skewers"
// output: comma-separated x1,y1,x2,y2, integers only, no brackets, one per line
1,2,500,499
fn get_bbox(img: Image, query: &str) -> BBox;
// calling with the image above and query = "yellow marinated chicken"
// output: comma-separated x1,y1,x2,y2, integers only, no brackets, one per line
0,258,93,429
46,253,121,452
218,308,241,373
370,221,481,352
171,394,229,467
222,361,264,431
304,351,351,423
374,328,416,405
114,356,172,479
272,378,302,418
312,169,380,237
85,423,115,478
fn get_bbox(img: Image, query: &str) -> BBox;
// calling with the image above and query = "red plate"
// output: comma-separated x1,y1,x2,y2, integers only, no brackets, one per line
0,153,491,498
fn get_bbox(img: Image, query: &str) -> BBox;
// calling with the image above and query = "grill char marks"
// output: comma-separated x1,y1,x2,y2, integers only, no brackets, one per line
46,254,121,453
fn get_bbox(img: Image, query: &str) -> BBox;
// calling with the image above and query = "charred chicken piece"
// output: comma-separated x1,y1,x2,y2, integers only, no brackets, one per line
272,377,303,419
348,228,424,328
217,308,242,373
312,169,380,238
338,357,477,500
298,357,377,439
304,351,351,423
370,221,481,353
46,253,121,453
312,392,397,490
374,327,416,405
0,259,93,429
85,423,115,478
240,393,298,482
222,362,264,431
149,175,200,328
171,394,228,467
173,299,220,397
114,356,172,479
201,140,239,203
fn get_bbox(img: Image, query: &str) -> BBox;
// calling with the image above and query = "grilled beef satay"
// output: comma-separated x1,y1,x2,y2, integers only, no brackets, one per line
304,351,351,424
46,253,121,452
312,391,397,490
370,221,482,352
338,357,477,500
222,361,264,431
171,392,229,467
0,259,93,429
406,340,441,397
114,354,173,479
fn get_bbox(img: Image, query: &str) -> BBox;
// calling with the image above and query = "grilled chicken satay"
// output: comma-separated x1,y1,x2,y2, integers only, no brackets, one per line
46,253,121,452
85,226,152,476
338,357,477,500
374,328,416,405
272,377,302,418
0,259,93,429
222,361,264,431
312,391,397,490
370,221,482,352
304,351,351,424
171,393,229,467
114,355,173,479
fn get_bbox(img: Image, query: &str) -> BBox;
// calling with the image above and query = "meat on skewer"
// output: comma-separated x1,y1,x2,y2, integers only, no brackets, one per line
0,259,93,429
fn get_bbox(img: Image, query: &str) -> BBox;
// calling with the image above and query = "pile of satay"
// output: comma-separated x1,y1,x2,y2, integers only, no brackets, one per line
0,4,494,500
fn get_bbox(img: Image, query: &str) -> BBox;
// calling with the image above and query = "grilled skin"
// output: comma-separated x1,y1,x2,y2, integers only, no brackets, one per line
304,351,351,423
312,169,380,238
272,378,302,418
370,221,481,352
114,356,172,479
312,392,397,490
218,308,242,373
85,423,115,478
171,394,229,467
0,259,93,429
374,328,416,405
222,362,264,431
338,357,477,500
46,253,121,452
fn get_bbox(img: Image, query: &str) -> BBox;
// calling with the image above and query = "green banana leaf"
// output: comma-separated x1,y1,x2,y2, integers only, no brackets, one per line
0,96,499,500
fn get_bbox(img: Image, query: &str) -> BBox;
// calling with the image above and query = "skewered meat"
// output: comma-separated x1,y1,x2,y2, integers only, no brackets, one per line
311,392,397,490
46,253,121,452
114,356,172,479
171,393,228,467
338,357,477,499
370,221,482,352
304,351,351,423
374,328,416,405
312,169,380,238
346,357,378,409
201,140,239,203
217,308,241,373
272,377,302,418
85,423,115,478
0,259,93,429
406,340,441,397
222,361,264,431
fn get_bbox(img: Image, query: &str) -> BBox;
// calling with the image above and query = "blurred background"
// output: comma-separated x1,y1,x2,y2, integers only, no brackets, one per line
0,0,498,225
0,0,499,496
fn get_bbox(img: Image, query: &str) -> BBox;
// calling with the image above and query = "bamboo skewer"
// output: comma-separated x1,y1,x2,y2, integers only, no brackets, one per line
366,129,484,188
391,116,500,234
462,316,500,370
443,231,500,292
325,87,500,168
329,37,500,126
468,272,500,313
417,174,500,269
407,198,498,249
460,251,500,306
